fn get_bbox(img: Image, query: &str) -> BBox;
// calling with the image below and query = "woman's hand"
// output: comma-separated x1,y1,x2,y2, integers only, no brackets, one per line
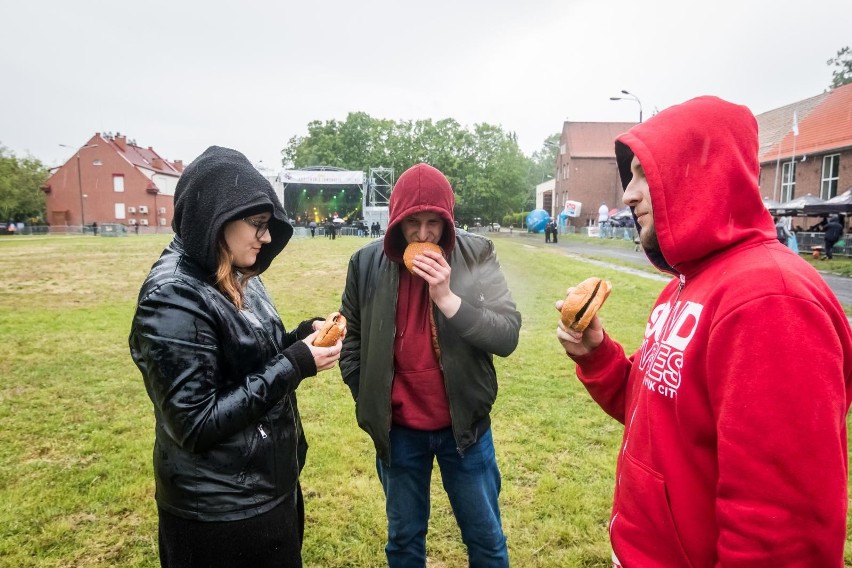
303,331,341,372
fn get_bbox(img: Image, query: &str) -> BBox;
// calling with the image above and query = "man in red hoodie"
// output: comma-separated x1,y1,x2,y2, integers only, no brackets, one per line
340,163,521,567
556,96,852,567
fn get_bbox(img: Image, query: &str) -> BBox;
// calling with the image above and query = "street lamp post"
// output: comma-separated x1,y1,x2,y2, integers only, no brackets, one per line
609,89,643,123
59,143,98,228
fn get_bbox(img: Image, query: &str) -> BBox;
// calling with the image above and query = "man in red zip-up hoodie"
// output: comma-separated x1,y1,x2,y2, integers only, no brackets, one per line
340,163,521,567
556,96,852,567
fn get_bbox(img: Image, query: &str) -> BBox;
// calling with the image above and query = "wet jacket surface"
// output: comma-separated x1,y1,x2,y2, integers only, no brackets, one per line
573,97,852,566
130,241,310,520
339,164,520,463
339,231,521,463
129,146,313,522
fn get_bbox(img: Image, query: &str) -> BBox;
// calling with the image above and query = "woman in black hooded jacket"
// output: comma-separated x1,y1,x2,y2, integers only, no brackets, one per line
129,146,340,567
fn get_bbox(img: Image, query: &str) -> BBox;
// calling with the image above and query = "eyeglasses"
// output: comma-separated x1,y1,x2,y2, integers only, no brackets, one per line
242,217,270,239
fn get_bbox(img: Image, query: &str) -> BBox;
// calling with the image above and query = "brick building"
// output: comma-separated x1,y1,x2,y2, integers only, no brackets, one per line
42,132,184,231
552,121,636,229
756,82,852,205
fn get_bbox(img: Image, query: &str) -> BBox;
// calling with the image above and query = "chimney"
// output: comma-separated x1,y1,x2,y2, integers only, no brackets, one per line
115,133,127,151
173,160,184,172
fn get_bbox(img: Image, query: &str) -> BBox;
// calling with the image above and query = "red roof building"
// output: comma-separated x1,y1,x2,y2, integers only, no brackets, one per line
41,132,184,231
756,82,852,203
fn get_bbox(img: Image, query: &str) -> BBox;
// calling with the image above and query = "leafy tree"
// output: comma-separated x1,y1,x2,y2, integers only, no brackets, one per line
827,46,852,89
0,146,49,223
525,133,561,210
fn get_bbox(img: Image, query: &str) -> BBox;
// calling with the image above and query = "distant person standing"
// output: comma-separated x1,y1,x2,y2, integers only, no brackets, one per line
309,220,317,238
598,202,609,238
92,221,98,236
824,215,844,260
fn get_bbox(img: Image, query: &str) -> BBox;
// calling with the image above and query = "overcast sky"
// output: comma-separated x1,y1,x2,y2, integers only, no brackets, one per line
1,0,848,173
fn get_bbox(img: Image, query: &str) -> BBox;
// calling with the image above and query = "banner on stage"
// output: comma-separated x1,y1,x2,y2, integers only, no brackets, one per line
279,170,365,185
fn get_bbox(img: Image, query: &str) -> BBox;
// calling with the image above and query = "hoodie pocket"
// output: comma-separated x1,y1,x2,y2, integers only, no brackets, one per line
612,450,693,567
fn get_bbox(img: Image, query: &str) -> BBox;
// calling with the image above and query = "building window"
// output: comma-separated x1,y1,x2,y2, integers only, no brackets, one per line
115,203,126,220
780,161,796,202
821,154,840,200
113,174,125,192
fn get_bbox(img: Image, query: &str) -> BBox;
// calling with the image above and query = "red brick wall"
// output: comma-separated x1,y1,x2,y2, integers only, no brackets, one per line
759,148,852,202
554,157,623,228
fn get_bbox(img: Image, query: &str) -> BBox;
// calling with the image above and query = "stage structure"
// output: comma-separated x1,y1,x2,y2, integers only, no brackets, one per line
363,167,394,230
278,166,366,225
277,165,394,231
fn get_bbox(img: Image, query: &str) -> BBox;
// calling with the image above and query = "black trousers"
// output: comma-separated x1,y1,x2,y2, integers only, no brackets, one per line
825,237,839,259
158,484,304,568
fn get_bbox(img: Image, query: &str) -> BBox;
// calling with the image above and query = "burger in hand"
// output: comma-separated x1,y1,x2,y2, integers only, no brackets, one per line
313,312,347,347
403,242,443,274
560,277,612,332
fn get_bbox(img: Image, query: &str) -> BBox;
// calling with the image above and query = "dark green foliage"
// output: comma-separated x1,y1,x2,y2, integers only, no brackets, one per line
280,113,560,226
0,145,49,223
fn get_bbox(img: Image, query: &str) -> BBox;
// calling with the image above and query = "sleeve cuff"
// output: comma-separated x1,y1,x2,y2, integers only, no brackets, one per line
570,333,624,374
283,340,318,379
297,317,323,340
448,298,477,328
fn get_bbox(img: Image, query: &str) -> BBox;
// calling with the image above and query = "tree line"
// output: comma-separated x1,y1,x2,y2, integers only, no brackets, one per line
280,112,557,226
0,146,49,225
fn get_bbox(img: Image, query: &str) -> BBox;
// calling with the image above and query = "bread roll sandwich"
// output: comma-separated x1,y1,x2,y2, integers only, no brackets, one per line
403,242,442,273
560,277,612,332
313,312,347,347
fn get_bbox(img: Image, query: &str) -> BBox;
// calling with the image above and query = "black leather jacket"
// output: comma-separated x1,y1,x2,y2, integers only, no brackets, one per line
129,239,314,521
339,230,521,463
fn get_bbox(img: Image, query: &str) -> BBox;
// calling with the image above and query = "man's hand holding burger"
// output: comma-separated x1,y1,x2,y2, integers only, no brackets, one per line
405,242,461,318
556,277,611,357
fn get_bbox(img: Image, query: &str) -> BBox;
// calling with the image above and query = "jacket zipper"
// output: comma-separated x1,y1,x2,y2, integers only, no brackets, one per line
287,395,300,474
237,425,264,484
676,273,686,298
385,271,399,463
430,299,466,457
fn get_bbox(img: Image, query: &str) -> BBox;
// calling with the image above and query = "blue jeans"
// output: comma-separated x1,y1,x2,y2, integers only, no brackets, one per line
376,425,509,568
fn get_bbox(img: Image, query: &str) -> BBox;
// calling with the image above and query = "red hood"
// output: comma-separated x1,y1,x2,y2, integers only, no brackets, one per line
615,96,776,275
383,163,456,262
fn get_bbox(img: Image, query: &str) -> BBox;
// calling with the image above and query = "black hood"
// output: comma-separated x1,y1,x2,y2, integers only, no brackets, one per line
172,146,293,274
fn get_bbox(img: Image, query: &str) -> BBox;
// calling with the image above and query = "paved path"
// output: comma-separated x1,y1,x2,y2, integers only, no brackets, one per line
496,232,852,309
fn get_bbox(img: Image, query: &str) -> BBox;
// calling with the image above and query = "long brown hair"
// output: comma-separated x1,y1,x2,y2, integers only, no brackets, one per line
214,237,260,310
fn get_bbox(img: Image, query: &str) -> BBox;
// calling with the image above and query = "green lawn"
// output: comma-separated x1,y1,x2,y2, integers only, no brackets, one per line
0,234,850,567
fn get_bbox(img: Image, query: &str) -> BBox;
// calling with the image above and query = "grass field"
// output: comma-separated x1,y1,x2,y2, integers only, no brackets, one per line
1,233,850,567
